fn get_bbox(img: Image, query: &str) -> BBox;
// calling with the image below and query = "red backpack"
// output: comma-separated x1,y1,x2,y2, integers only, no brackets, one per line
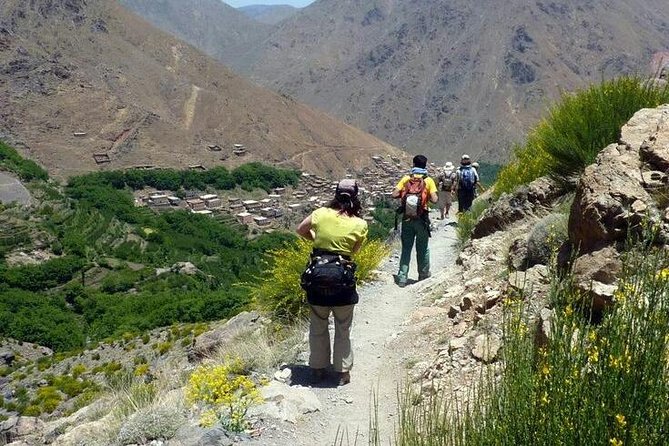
400,176,429,219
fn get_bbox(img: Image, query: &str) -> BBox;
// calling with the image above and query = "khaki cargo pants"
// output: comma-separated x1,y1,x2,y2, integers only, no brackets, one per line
309,304,355,372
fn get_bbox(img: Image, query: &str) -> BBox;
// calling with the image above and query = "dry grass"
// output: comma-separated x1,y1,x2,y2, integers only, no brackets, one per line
210,320,308,376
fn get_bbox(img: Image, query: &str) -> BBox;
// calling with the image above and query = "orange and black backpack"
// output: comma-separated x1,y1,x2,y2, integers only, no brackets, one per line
400,175,429,219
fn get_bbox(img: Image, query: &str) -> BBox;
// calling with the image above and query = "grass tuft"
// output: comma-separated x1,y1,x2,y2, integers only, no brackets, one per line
496,77,669,195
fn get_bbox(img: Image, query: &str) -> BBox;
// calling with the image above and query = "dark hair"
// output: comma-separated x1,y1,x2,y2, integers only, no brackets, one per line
327,194,362,218
413,155,428,169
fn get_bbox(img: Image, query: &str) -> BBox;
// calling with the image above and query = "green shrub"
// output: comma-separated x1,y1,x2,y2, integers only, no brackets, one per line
0,140,48,181
456,198,491,246
0,255,85,291
496,77,669,195
250,238,389,320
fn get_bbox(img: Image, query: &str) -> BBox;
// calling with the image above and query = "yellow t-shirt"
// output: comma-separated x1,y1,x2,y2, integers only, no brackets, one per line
395,175,438,209
311,207,368,256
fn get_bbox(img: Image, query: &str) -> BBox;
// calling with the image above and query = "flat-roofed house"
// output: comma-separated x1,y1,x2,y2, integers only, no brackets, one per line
149,194,169,206
254,216,271,227
186,199,206,211
242,200,261,211
260,207,275,218
236,212,254,225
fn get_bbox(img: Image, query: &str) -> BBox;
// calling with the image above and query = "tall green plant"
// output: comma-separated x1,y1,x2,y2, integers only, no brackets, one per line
249,238,389,321
496,77,669,195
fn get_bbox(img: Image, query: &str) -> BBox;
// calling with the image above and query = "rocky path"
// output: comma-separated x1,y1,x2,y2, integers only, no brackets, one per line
256,210,459,445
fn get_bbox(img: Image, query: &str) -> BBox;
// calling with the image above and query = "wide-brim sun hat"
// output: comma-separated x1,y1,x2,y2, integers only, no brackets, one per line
444,161,454,169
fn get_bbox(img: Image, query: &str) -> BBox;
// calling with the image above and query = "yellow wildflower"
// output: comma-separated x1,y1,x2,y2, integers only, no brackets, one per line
565,304,573,317
615,414,627,429
541,391,550,405
541,363,550,376
609,438,623,446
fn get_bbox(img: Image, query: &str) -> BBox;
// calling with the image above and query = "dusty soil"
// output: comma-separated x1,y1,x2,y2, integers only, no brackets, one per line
252,210,459,445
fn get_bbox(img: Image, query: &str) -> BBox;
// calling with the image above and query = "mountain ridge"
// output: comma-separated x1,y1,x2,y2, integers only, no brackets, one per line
238,4,298,25
121,0,669,163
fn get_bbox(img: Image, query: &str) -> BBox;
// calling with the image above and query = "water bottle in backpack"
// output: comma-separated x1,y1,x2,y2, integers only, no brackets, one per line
402,176,428,219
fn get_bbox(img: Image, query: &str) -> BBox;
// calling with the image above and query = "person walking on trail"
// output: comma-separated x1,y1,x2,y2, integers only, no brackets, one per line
296,179,368,386
392,154,438,288
452,154,479,212
437,161,456,219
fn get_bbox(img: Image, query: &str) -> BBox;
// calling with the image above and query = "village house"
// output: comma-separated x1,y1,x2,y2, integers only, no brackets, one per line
272,187,286,195
242,200,261,211
260,207,275,218
236,212,254,225
149,193,169,206
167,196,181,206
253,216,271,227
200,194,222,209
186,199,206,212
191,209,213,217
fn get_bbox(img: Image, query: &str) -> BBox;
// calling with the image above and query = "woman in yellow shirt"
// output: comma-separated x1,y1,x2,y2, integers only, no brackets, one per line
296,179,368,386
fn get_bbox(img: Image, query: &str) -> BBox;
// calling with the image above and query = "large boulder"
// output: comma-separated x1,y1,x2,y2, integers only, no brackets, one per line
572,246,623,311
619,104,669,151
473,177,562,239
250,381,321,423
569,143,656,254
1,417,45,444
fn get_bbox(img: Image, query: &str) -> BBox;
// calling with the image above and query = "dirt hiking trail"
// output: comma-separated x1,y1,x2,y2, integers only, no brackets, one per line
256,210,459,445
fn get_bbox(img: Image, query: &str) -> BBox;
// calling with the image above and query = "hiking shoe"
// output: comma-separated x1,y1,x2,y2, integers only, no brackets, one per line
310,368,326,383
418,273,431,281
398,281,407,288
338,371,351,386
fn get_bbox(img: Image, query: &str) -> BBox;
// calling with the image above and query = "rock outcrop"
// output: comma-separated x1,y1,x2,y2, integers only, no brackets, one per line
473,177,562,239
568,104,669,310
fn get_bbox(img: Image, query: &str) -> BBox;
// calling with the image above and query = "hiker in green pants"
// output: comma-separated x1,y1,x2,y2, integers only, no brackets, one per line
392,155,438,287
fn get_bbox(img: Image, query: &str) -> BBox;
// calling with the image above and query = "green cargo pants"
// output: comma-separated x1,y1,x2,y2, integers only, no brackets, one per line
397,218,430,285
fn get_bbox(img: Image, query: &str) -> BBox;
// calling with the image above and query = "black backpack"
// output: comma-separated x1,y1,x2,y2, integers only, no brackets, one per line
301,251,358,306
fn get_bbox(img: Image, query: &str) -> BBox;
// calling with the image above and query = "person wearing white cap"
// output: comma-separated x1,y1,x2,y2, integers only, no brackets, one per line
436,161,456,219
452,154,479,212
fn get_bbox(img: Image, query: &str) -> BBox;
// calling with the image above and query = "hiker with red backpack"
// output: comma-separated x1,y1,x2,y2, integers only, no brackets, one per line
392,155,438,288
452,154,480,212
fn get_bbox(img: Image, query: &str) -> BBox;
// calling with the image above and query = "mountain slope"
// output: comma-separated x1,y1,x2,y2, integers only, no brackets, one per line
239,0,669,162
0,0,402,178
239,4,299,25
119,0,269,64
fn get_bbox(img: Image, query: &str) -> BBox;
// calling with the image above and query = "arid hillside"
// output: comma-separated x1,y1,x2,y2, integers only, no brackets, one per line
0,0,402,179
240,0,669,163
